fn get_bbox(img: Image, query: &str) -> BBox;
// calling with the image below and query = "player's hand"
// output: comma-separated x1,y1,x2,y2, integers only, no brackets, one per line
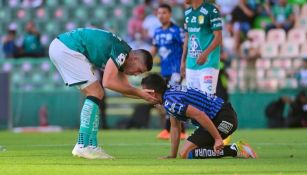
197,52,208,65
180,63,186,78
159,155,176,159
140,89,159,104
213,138,224,154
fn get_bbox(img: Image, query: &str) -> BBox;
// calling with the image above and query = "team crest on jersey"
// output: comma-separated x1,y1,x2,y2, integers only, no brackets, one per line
198,15,205,24
189,35,202,58
116,53,126,67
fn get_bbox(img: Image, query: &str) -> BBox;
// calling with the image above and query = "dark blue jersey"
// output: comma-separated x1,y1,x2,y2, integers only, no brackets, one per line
162,85,224,126
153,23,184,77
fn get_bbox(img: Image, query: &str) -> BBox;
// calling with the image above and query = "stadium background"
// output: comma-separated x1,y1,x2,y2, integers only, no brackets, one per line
0,0,306,130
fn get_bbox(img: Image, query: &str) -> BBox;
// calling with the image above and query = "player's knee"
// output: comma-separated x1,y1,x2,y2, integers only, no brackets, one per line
82,82,104,99
89,89,104,100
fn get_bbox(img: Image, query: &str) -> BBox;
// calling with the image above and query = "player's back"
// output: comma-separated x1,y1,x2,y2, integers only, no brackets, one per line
163,85,224,122
57,28,131,68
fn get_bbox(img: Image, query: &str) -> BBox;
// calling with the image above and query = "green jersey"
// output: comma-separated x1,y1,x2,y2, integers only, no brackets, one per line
58,28,131,71
272,4,293,24
184,3,222,70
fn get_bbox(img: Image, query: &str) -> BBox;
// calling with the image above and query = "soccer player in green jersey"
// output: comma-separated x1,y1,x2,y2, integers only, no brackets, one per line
181,0,223,94
49,28,157,159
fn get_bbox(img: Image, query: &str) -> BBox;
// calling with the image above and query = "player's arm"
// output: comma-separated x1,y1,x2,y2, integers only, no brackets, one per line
150,46,157,57
168,116,182,158
197,30,222,65
180,32,189,78
185,105,224,152
103,59,157,103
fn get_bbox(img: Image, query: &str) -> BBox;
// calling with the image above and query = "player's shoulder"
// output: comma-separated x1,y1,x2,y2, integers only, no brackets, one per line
153,26,163,35
169,23,181,32
184,7,192,16
203,3,220,14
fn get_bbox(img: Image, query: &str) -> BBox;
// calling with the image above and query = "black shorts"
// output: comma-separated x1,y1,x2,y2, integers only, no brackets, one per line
187,102,238,147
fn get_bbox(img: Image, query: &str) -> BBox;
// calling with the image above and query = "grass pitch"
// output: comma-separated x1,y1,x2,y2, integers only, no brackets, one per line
0,129,307,175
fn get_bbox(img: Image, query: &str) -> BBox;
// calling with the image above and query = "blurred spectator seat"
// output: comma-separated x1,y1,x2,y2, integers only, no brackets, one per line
45,0,58,7
301,4,307,16
293,59,303,69
261,42,279,59
300,42,307,57
272,59,292,69
267,68,286,79
267,29,286,45
257,79,279,92
287,28,306,44
279,42,300,58
279,78,298,89
296,15,307,29
247,29,266,47
256,59,271,69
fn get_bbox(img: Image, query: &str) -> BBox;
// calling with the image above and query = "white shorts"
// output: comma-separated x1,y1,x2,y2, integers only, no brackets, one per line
186,68,219,94
49,38,100,89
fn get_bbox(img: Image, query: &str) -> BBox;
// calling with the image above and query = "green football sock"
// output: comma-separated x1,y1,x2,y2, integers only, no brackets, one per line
89,111,100,147
77,96,99,147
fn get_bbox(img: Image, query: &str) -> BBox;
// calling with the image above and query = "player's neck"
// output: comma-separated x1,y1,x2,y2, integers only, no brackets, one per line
162,22,171,29
191,0,203,10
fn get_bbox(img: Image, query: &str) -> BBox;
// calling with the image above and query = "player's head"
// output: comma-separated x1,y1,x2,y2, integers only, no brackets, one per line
157,4,172,25
141,73,167,102
124,49,153,75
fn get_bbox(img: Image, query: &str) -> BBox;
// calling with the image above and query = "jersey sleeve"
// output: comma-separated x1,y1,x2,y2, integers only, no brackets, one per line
163,96,188,119
110,34,132,71
152,30,158,47
183,8,192,33
209,5,222,31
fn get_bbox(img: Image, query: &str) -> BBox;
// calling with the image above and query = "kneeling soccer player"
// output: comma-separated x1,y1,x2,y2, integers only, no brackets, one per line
141,74,257,159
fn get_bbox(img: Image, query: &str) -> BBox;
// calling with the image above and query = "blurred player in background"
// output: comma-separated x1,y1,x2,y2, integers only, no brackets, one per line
151,3,187,140
49,28,157,159
181,0,222,94
181,0,231,145
141,74,257,159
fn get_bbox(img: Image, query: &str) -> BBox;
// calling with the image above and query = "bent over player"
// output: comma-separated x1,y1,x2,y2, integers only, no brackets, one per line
49,28,157,159
141,74,257,159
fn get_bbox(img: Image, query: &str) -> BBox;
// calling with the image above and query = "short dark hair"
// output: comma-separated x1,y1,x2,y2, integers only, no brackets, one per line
141,73,167,94
135,49,153,71
159,3,172,13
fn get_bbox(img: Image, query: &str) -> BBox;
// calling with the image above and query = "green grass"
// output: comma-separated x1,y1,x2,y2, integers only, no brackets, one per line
0,129,307,175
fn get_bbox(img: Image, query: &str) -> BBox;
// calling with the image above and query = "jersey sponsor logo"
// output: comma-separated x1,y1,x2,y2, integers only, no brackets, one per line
187,27,200,32
213,23,222,28
217,121,233,134
210,17,222,23
213,8,218,14
191,16,197,23
164,100,184,115
200,7,208,15
198,15,205,24
188,35,202,58
116,53,126,67
185,17,189,23
158,46,171,60
203,75,213,83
